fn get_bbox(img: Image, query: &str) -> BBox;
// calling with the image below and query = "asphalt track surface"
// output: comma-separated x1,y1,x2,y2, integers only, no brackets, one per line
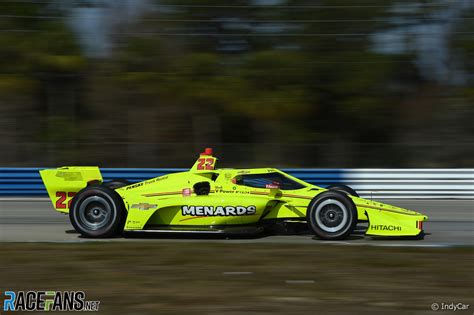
0,199,472,247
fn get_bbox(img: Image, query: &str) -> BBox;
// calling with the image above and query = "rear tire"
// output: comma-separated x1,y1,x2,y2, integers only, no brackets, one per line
307,191,357,240
104,179,130,189
69,185,125,238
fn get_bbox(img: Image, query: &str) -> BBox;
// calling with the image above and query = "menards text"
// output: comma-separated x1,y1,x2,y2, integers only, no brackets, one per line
182,205,256,216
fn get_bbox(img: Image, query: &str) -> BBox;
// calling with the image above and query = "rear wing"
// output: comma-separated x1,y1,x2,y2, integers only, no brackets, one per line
190,148,217,172
39,167,102,213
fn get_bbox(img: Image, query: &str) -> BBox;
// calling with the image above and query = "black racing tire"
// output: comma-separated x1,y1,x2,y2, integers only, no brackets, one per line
69,185,126,238
104,179,130,189
326,184,359,197
307,191,358,240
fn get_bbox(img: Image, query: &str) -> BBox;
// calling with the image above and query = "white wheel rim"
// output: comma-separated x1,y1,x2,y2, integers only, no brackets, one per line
314,199,348,233
78,196,112,230
74,193,117,232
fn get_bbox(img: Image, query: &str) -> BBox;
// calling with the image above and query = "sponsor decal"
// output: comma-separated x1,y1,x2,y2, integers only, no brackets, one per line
126,220,142,229
131,203,157,210
1,291,100,312
125,182,144,190
55,171,83,181
212,186,251,195
142,176,168,186
221,190,250,195
265,182,280,189
237,170,251,174
181,205,257,216
370,224,402,231
126,177,169,190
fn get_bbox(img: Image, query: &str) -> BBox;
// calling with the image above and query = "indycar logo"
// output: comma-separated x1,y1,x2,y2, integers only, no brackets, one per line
370,224,402,231
182,205,256,216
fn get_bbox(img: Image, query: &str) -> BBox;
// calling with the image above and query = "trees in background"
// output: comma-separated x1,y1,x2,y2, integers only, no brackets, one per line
0,1,85,163
0,0,472,166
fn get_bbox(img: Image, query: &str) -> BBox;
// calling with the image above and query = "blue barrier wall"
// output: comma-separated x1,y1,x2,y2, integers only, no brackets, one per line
0,168,342,196
1,168,472,198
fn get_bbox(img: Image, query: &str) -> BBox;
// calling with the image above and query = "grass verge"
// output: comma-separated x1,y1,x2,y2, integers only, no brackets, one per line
1,242,473,314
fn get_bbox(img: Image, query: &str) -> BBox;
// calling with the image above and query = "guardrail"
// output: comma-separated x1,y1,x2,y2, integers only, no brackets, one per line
0,168,472,199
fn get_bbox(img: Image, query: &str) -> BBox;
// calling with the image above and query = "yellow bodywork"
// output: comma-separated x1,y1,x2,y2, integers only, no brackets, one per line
39,167,102,213
39,151,428,237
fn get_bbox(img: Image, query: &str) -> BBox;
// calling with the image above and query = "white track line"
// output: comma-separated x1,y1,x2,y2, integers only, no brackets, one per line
222,272,254,276
285,280,315,284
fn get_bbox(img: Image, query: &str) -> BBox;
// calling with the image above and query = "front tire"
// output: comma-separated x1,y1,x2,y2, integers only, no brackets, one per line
69,185,125,238
326,184,359,197
307,191,357,240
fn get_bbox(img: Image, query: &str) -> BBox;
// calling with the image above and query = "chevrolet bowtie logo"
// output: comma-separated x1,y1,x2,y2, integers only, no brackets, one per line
131,203,157,210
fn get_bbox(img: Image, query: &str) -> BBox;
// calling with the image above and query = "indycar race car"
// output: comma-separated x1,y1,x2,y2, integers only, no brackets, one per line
40,148,427,240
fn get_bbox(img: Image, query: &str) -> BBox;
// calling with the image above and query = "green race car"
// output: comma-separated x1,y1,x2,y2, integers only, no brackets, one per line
40,148,427,240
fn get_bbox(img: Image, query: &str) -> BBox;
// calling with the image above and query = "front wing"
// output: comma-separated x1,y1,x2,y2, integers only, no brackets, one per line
363,207,427,237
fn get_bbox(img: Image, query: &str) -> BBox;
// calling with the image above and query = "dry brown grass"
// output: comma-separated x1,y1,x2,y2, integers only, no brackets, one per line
1,242,473,314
